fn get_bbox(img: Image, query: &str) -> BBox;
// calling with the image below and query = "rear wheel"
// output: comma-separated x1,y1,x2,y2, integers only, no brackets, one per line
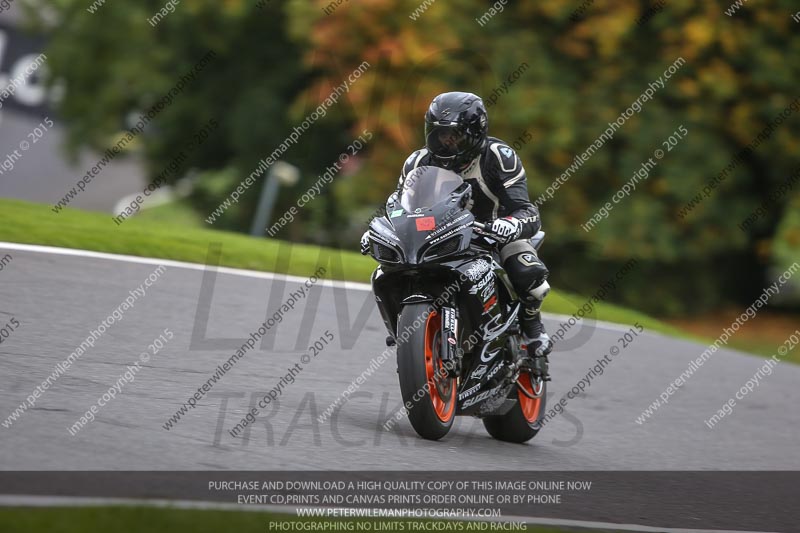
482,371,546,443
396,303,457,440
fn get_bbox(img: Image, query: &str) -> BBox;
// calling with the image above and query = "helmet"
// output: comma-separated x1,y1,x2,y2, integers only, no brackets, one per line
424,92,488,172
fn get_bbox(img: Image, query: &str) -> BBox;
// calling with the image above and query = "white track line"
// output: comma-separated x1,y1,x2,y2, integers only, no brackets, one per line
0,495,779,533
0,241,371,291
0,241,655,335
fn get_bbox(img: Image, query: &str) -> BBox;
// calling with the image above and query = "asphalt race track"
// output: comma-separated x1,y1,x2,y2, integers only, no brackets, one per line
1,243,798,531
1,243,798,469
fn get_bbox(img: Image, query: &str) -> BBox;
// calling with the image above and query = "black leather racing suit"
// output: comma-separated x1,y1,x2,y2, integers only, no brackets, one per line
398,136,551,338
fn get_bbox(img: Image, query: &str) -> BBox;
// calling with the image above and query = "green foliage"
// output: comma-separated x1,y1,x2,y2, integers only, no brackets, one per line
187,166,245,230
285,0,800,313
24,0,800,314
28,0,310,216
773,191,800,273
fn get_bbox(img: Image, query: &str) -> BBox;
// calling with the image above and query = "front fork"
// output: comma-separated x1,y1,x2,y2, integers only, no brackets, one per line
440,306,460,377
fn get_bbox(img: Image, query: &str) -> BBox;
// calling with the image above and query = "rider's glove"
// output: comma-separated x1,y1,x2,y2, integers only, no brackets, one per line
489,217,522,244
360,231,371,255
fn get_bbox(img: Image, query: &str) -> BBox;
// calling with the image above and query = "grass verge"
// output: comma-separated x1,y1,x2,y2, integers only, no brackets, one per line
1,198,374,282
0,197,729,348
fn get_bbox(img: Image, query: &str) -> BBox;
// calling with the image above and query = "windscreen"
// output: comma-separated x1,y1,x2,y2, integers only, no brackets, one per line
399,166,463,211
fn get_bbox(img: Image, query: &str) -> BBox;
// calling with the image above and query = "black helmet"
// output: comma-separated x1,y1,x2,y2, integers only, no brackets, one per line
424,91,488,172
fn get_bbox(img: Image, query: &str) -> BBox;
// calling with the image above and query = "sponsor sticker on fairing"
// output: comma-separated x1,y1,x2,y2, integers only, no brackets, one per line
462,389,494,408
459,383,481,400
486,363,503,380
465,259,491,282
416,217,435,231
470,365,488,379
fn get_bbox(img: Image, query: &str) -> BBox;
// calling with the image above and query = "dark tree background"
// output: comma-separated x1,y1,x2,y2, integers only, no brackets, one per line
26,0,800,315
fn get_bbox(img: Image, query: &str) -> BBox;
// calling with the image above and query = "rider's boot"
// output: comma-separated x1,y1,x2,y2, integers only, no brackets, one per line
520,300,553,381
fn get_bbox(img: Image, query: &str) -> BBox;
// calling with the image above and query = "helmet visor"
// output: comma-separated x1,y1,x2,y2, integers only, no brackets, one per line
425,123,475,162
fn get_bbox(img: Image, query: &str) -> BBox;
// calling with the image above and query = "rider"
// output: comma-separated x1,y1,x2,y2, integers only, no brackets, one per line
374,91,554,379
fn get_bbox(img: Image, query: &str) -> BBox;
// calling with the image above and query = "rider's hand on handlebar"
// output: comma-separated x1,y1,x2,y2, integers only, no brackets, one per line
487,217,522,244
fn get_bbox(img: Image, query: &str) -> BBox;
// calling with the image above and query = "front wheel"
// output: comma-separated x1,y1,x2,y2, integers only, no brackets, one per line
483,372,547,443
396,303,457,440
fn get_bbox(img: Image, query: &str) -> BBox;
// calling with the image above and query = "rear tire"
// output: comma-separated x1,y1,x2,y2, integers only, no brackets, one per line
396,303,456,441
483,372,547,443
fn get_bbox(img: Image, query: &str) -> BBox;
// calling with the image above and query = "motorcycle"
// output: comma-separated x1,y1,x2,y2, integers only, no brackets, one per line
364,165,547,442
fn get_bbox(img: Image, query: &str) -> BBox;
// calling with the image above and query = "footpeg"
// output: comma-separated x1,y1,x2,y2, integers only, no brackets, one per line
520,343,550,382
532,356,551,382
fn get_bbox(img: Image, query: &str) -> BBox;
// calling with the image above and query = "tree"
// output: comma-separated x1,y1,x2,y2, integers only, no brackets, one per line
286,0,800,314
26,0,315,231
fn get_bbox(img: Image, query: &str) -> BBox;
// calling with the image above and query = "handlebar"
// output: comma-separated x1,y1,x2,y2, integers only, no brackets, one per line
472,220,487,231
471,220,495,243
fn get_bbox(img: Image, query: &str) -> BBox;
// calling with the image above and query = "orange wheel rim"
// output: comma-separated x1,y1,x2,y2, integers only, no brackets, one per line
517,372,543,423
424,311,456,422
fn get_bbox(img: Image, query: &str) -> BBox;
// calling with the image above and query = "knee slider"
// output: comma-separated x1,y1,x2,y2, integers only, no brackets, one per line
502,247,550,303
530,280,550,301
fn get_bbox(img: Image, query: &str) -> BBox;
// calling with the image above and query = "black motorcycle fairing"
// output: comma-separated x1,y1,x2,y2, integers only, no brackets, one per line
368,217,405,264
373,254,524,417
369,167,475,266
372,258,476,343
368,167,538,420
371,266,395,340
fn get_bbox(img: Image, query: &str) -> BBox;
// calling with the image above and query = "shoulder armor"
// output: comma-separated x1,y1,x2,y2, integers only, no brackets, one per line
487,141,521,174
401,148,429,178
485,141,525,188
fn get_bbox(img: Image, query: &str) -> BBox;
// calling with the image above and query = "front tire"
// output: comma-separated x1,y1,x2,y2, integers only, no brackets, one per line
483,372,547,443
396,303,456,440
